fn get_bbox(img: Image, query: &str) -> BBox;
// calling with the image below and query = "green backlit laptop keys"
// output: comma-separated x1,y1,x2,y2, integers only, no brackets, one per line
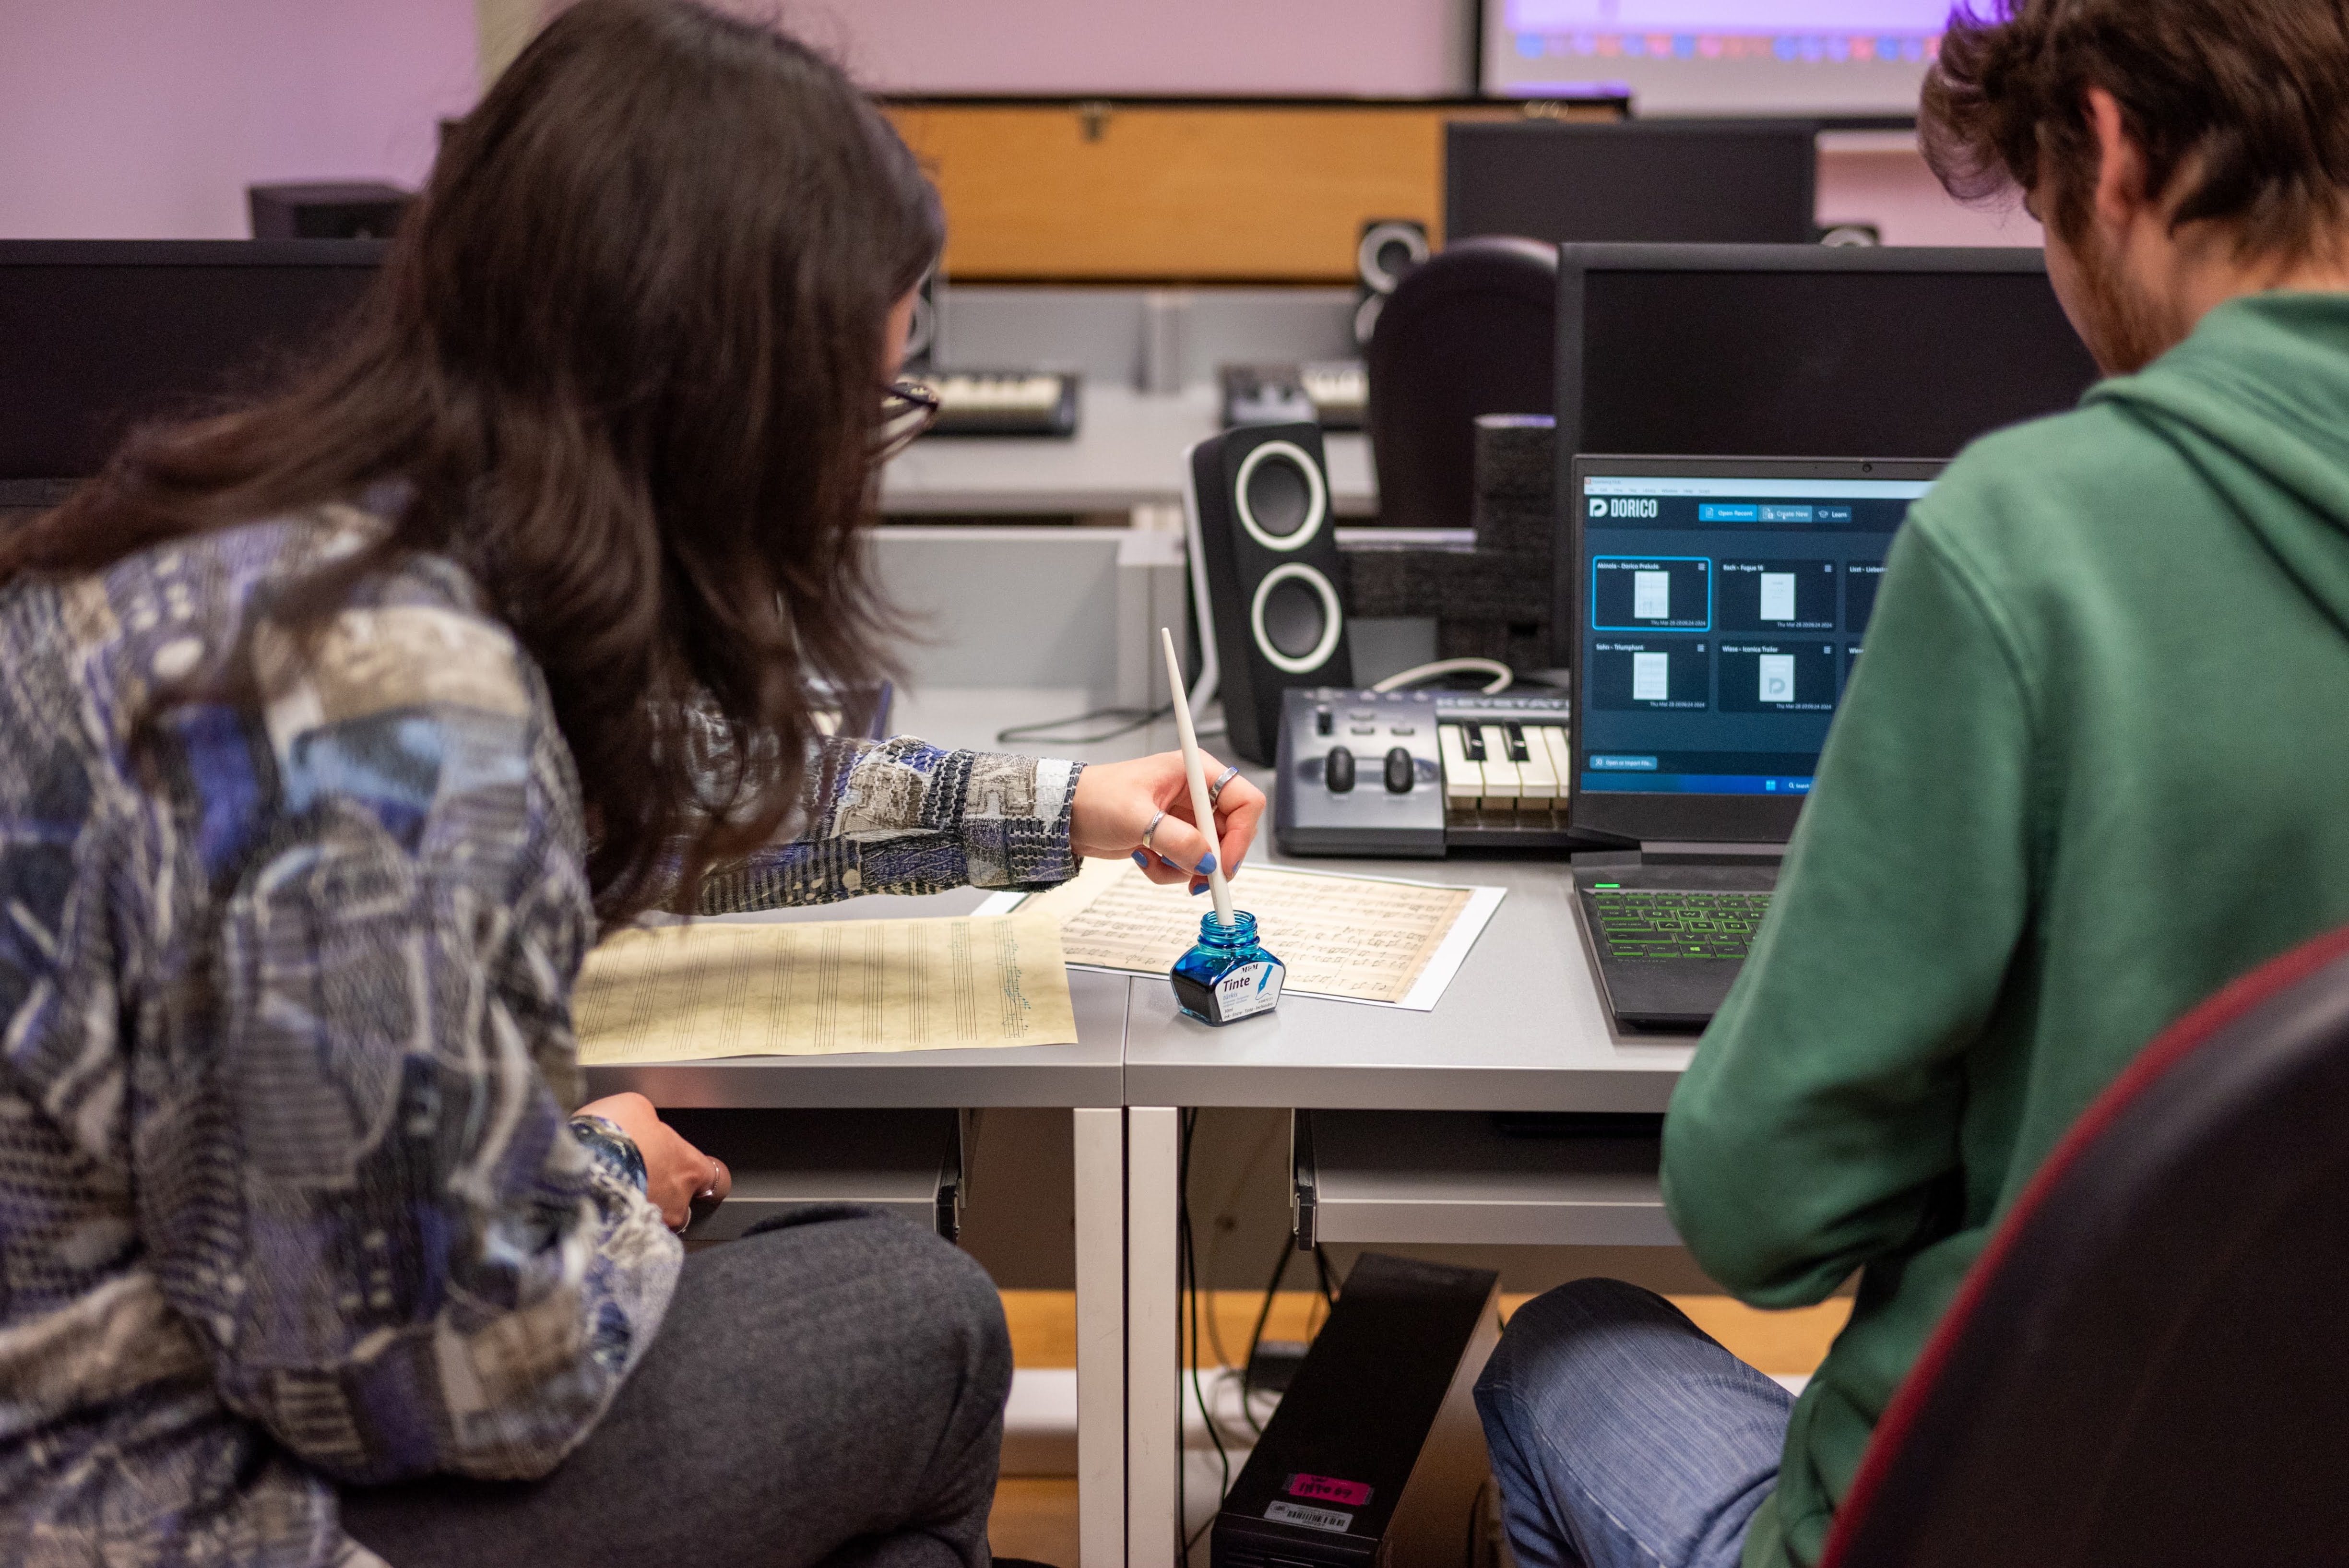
1588,889,1774,960
1572,864,1782,1028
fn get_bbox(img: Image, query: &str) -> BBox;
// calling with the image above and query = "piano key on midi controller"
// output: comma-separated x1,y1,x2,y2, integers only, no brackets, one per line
1436,717,1571,824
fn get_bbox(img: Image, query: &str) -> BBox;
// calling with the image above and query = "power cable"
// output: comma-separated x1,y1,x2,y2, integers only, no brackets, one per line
1200,1114,1286,1371
1180,1111,1232,1563
995,702,1174,747
1239,1230,1293,1440
1370,657,1514,695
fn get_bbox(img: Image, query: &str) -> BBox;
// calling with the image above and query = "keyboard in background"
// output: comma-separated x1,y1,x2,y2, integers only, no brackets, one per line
908,370,1080,438
1220,360,1367,431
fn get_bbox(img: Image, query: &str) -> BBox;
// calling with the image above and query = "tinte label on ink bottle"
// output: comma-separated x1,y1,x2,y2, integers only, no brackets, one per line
1215,962,1282,1021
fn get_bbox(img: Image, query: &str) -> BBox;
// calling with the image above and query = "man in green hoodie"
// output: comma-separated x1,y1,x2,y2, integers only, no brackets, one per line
1474,5,2349,1568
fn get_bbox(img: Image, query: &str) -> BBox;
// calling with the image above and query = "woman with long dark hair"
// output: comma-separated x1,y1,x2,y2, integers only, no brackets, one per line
0,4,1261,1564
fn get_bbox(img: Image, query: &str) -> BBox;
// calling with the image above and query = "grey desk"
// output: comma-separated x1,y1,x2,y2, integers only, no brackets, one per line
878,383,1376,519
1123,853,1690,1113
576,738,1695,1568
658,1106,972,1241
1112,828,1695,1568
1293,1111,1674,1248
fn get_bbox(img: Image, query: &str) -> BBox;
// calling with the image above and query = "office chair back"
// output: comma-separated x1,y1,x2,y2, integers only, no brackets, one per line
1364,237,1556,532
1822,923,2349,1568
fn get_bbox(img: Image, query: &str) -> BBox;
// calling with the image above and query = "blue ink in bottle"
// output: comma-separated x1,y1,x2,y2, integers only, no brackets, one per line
1170,910,1285,1025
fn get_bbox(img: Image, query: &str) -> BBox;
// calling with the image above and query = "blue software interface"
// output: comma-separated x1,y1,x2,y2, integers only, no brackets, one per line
1488,2,1951,113
1577,472,1934,797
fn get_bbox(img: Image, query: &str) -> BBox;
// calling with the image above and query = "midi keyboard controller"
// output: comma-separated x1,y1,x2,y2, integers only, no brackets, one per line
1272,686,1583,857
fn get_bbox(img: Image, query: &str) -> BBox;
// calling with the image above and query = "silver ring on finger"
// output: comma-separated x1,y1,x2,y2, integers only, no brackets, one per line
1207,765,1241,806
1141,810,1166,852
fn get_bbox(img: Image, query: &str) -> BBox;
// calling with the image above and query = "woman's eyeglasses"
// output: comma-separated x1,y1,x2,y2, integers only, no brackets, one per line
875,379,941,463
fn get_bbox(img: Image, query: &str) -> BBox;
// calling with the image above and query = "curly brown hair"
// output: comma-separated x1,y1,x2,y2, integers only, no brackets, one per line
0,0,941,925
1922,0,2349,258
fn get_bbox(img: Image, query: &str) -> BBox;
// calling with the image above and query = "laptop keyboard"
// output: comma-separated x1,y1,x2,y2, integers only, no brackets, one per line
1589,890,1774,960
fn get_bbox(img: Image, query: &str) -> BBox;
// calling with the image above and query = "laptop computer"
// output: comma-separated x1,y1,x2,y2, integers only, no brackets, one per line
1566,455,1945,1028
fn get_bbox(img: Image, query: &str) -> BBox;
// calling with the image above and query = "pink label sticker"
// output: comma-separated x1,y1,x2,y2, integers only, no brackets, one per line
1286,1473,1373,1507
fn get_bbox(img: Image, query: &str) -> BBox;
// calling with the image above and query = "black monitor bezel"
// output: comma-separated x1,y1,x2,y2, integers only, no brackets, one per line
1566,452,1946,846
1443,119,1822,246
0,239,387,506
0,238,391,267
1550,243,2054,680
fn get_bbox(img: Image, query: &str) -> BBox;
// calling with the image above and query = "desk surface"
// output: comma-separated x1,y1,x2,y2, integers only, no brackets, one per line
878,384,1376,517
1121,849,1693,1112
585,715,1695,1113
584,846,1694,1114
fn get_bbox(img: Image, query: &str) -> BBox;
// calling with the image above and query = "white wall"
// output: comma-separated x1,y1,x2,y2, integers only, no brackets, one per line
0,1,2025,249
1818,137,2041,249
771,0,1476,96
0,0,476,240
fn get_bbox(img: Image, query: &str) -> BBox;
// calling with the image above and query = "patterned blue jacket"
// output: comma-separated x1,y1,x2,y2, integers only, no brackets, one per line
0,512,1083,1566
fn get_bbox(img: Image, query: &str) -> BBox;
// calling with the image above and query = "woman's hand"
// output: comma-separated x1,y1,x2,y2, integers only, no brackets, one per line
1070,752,1268,894
575,1092,731,1230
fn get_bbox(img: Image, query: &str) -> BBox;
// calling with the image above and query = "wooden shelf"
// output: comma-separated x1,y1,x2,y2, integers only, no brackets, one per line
886,96,1623,283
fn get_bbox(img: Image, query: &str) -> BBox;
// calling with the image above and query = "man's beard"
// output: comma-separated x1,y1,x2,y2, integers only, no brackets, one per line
2068,220,2179,376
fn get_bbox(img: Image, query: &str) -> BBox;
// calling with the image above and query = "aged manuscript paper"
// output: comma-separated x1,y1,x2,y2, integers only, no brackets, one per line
1014,858,1494,1008
574,915,1080,1062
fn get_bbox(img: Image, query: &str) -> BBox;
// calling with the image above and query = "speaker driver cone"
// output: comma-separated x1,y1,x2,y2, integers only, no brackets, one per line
1356,219,1431,294
1233,441,1328,553
1250,562,1344,675
1261,577,1324,659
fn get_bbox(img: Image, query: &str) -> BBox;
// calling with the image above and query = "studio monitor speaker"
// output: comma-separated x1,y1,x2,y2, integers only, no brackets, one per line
1184,423,1353,765
1353,217,1430,348
247,182,412,240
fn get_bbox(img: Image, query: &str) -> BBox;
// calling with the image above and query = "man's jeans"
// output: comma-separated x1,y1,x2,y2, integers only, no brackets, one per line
1474,1278,1793,1568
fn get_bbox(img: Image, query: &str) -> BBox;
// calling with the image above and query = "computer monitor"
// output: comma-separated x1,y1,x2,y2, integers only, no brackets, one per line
0,240,384,509
1551,244,2099,658
1482,2,1948,117
1568,454,1945,843
1445,120,1819,246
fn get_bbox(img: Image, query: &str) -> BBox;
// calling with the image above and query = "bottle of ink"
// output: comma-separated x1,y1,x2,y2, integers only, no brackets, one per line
1170,910,1284,1025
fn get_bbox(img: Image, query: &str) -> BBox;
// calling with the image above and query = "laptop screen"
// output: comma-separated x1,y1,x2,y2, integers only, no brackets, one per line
1571,460,1940,839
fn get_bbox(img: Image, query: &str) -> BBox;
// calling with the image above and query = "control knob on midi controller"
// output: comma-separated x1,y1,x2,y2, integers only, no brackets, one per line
1324,746,1356,793
1274,686,1578,857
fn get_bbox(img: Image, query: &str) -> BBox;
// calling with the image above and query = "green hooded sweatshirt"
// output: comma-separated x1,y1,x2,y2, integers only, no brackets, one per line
1659,291,2349,1568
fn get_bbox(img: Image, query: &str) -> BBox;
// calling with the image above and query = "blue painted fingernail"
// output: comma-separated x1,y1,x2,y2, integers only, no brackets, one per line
1191,882,1207,895
1196,854,1217,875
1131,851,1148,867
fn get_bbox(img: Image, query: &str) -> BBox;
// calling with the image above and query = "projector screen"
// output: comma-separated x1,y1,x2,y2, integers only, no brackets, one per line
1483,1,1948,117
